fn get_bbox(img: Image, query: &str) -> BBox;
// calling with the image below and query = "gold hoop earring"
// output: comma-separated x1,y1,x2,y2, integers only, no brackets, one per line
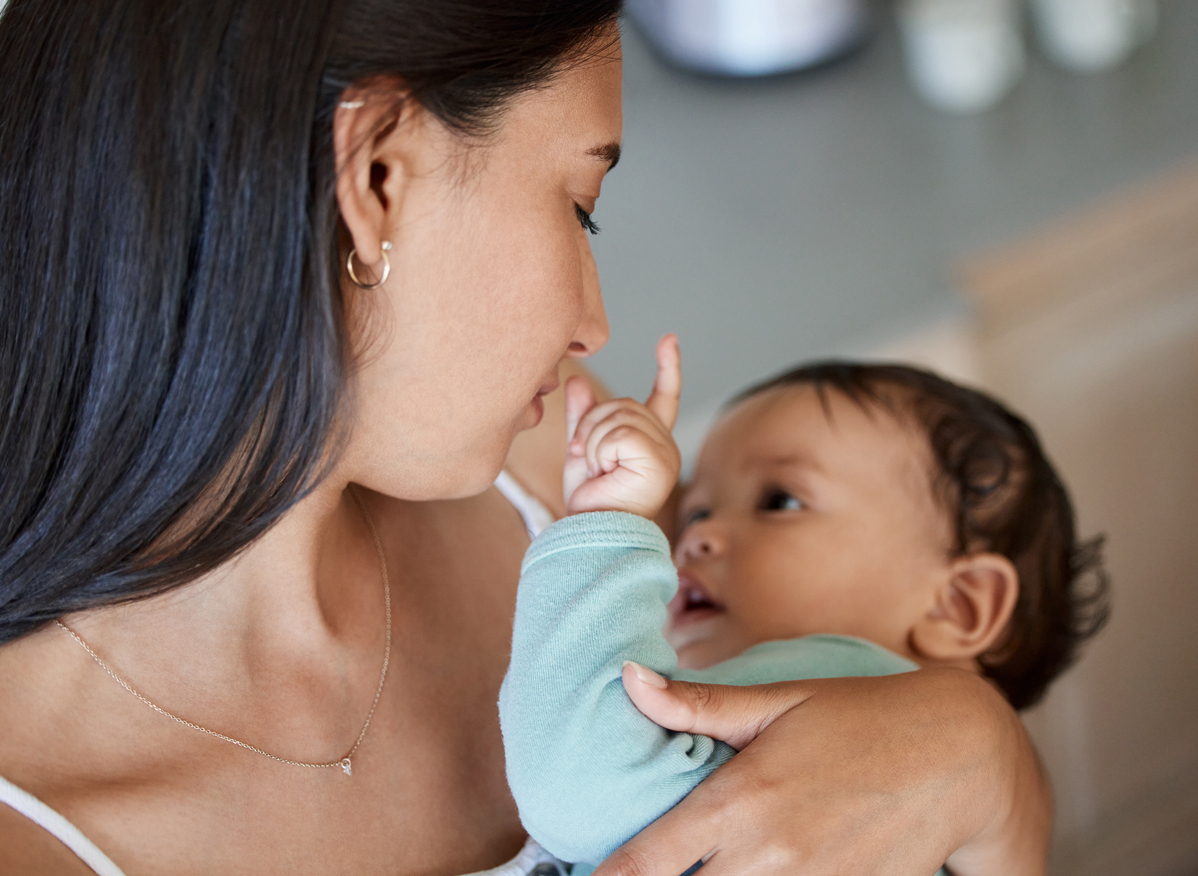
347,241,391,289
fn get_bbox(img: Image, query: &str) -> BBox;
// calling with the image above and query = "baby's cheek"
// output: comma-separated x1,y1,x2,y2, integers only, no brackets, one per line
739,565,823,638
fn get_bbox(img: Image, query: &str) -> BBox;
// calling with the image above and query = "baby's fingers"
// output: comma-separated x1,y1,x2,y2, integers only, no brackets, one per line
583,408,670,477
644,334,681,431
570,398,640,457
565,375,598,444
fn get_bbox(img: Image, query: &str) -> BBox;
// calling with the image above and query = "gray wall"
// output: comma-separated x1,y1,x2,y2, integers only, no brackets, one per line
587,1,1198,415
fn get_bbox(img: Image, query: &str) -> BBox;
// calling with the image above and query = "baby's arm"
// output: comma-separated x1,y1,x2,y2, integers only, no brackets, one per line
499,510,735,865
500,512,921,864
501,336,722,863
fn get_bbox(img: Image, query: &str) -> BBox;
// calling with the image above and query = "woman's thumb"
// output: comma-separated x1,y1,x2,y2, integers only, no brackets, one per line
622,661,814,751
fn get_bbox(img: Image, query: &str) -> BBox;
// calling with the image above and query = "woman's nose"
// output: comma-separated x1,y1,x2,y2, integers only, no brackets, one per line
567,234,609,358
675,520,727,564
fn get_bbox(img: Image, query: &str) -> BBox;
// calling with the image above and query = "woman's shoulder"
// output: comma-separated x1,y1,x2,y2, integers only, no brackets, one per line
0,802,100,876
0,624,136,820
0,650,118,876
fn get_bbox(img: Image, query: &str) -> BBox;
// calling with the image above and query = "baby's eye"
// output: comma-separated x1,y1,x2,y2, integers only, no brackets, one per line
680,507,710,528
759,489,802,512
574,203,601,235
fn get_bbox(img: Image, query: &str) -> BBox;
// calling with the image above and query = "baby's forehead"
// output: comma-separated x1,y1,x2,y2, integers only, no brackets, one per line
694,383,935,490
711,383,912,448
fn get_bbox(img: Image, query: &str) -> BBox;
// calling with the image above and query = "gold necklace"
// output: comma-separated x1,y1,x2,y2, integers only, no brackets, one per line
56,485,391,778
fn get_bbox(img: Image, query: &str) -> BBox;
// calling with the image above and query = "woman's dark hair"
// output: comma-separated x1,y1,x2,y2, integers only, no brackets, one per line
735,362,1111,710
0,0,621,644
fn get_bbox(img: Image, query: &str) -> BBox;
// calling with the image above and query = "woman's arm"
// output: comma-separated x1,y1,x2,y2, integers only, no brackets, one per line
592,668,1051,876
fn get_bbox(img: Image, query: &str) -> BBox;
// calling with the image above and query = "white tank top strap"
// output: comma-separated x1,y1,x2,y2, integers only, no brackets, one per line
0,774,127,876
493,470,557,539
0,773,570,876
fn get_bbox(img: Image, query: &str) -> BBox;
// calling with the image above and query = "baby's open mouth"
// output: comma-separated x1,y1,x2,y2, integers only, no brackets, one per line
668,572,724,625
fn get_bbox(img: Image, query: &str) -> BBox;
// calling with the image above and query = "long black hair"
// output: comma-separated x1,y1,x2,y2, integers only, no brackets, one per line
0,0,621,644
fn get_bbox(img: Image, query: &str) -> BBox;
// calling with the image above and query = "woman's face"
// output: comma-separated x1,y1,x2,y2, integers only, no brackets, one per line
340,35,621,500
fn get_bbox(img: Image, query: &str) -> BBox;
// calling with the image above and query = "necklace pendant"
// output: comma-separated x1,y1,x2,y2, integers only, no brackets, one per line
341,757,352,776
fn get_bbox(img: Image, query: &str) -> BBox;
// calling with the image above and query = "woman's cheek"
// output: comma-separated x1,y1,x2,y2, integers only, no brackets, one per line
508,227,588,358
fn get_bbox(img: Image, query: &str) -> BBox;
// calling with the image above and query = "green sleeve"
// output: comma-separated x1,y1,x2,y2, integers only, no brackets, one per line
499,512,735,864
499,512,923,867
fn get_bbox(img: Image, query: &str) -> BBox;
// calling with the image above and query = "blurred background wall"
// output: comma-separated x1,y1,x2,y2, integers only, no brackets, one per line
586,2,1198,873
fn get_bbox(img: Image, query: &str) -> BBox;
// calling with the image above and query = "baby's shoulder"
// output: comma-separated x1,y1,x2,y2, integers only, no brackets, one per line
675,634,918,687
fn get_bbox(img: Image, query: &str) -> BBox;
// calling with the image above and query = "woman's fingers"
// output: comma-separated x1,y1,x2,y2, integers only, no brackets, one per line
589,808,716,876
622,662,812,751
644,334,681,431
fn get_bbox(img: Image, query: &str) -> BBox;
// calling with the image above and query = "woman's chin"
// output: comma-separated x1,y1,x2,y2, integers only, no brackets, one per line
365,444,510,502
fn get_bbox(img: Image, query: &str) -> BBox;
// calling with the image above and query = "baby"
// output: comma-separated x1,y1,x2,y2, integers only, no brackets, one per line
499,338,1108,870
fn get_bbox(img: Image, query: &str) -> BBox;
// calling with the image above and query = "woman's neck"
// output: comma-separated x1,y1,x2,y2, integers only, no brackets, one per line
62,473,391,751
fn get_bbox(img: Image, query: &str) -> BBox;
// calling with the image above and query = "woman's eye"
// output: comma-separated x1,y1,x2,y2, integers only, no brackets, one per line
575,203,601,236
760,490,802,512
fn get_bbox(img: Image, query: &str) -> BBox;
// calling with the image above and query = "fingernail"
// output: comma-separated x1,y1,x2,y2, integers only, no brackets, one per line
624,661,668,689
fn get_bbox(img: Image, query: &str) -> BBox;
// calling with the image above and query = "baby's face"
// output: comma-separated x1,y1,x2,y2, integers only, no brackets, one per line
666,384,955,670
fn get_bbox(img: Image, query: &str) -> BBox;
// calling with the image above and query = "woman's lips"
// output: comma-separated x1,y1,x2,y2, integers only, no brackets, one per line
522,376,558,429
527,394,544,426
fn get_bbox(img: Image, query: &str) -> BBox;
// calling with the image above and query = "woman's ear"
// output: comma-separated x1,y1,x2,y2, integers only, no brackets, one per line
911,553,1020,664
333,83,418,274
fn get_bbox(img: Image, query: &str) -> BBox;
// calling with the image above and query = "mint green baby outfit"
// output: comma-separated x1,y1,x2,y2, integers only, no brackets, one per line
500,512,950,874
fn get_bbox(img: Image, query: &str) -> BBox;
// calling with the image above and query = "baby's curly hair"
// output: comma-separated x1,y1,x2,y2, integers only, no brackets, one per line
736,361,1111,710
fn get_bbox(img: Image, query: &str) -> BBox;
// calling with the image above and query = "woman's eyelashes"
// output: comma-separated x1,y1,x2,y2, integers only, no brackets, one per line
759,488,802,512
574,202,601,235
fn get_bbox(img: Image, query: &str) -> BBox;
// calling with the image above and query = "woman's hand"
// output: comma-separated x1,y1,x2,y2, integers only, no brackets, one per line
563,334,682,519
594,666,1051,876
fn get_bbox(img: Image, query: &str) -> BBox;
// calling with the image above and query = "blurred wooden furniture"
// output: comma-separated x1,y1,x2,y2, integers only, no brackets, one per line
959,160,1198,876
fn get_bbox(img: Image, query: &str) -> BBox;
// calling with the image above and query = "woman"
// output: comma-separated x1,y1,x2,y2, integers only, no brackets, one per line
0,1,1048,874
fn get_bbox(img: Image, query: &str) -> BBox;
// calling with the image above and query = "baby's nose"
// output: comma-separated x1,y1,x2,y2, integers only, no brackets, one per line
676,521,727,563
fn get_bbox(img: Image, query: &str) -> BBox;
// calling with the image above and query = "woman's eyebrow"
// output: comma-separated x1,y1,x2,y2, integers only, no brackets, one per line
588,141,621,171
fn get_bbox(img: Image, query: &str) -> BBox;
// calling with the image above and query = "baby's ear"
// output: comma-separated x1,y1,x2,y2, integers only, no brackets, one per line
911,554,1020,663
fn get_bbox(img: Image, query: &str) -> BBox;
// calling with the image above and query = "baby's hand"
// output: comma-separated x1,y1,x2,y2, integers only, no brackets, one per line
563,335,681,519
